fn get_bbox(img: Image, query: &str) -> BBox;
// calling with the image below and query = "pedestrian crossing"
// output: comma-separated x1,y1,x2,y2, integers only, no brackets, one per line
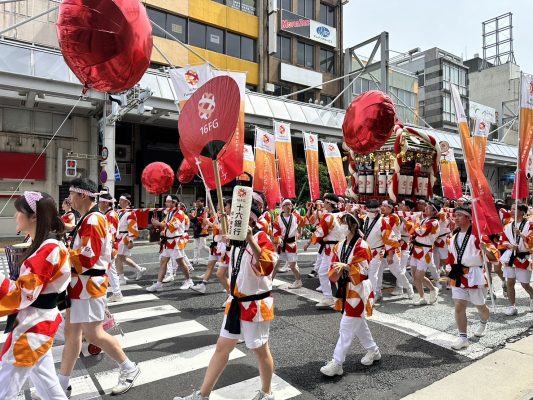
2,282,302,400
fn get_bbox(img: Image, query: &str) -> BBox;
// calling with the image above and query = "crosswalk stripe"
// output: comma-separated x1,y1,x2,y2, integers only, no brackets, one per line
113,304,179,324
107,293,159,306
210,374,301,400
94,345,246,394
80,320,208,357
107,283,142,292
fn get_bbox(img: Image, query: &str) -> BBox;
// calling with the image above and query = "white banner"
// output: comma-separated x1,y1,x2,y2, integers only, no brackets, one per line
255,128,275,154
473,118,490,137
470,101,496,124
243,144,254,162
273,120,291,143
303,132,318,151
321,141,341,158
520,72,533,110
169,64,214,104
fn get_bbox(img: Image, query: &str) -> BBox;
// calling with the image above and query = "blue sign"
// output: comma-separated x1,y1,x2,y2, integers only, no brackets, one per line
100,170,108,184
316,26,330,38
115,163,121,182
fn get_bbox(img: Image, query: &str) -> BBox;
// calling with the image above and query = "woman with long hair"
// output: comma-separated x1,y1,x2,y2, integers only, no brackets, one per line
0,191,71,399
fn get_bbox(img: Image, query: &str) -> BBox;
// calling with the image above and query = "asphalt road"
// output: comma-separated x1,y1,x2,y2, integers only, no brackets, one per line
6,243,533,400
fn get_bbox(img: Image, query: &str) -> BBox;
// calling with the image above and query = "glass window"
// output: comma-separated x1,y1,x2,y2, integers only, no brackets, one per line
226,32,241,58
212,0,224,3
297,41,314,68
206,26,224,53
278,0,292,11
274,84,291,96
3,108,30,133
146,7,166,38
319,4,335,26
275,35,291,62
240,0,256,15
189,21,206,48
166,14,187,43
298,0,314,18
246,84,257,92
320,94,335,106
320,48,334,73
241,36,256,62
228,0,241,11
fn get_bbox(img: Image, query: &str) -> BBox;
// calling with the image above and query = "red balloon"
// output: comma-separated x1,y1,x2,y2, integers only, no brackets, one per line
141,162,175,195
342,90,396,155
57,0,153,93
177,159,195,184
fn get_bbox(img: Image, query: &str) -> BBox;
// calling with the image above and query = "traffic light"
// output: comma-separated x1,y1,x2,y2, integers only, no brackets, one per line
65,159,77,177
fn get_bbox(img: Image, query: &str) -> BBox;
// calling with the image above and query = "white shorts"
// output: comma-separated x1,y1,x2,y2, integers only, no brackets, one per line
504,266,532,284
451,287,487,306
277,251,297,263
117,242,131,257
219,315,270,349
69,297,106,323
160,247,184,260
434,246,448,263
410,256,433,272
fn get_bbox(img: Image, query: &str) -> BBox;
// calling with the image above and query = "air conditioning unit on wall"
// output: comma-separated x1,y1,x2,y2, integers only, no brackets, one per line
115,145,131,162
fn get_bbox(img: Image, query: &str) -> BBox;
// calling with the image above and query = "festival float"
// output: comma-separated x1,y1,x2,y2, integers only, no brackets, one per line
343,90,440,202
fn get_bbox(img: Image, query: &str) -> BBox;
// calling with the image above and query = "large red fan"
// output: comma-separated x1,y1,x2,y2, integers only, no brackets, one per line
56,0,153,93
342,90,396,155
141,162,174,195
177,159,196,184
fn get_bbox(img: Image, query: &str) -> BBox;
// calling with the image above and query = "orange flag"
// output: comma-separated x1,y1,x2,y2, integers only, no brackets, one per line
321,141,347,196
451,85,502,236
253,128,281,209
473,118,490,171
513,73,533,200
274,121,296,198
439,147,463,200
304,132,320,201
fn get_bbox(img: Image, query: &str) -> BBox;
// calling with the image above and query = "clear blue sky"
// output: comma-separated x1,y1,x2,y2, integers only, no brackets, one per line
343,0,533,73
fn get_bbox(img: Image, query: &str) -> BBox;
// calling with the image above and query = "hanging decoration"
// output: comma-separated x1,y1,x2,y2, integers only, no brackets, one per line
141,162,175,194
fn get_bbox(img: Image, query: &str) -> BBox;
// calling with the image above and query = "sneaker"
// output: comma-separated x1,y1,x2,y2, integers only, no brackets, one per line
162,275,175,283
320,359,343,377
315,285,323,292
451,336,469,350
391,287,404,296
173,390,209,400
251,389,275,400
288,280,303,289
146,282,163,292
277,265,289,273
111,365,140,395
65,385,72,399
504,305,518,316
316,297,335,308
135,267,147,281
429,287,439,304
308,270,318,278
107,293,123,303
361,348,381,366
413,296,427,306
119,277,128,286
191,282,207,294
179,279,194,290
406,285,415,299
474,322,488,337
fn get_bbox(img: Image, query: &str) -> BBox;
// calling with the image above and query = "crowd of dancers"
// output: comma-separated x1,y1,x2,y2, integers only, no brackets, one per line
1,176,532,400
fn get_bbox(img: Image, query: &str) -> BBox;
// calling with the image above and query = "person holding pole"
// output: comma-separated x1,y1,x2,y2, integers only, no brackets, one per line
447,207,499,350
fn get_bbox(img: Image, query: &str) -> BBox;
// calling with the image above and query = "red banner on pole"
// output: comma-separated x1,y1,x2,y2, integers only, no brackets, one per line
253,128,281,209
322,141,347,196
304,132,320,201
439,149,463,200
274,121,296,199
513,73,533,200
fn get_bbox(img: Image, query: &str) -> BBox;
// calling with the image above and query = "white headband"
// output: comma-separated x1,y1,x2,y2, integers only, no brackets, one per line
99,197,116,204
282,199,292,206
381,200,394,208
69,186,98,198
24,191,43,213
166,195,173,202
324,199,338,207
119,195,131,203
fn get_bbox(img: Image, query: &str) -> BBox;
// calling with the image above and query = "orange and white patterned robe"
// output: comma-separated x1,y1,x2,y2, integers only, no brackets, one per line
69,211,111,300
224,231,278,322
61,211,75,226
177,210,190,251
435,211,452,251
117,209,139,247
161,209,186,251
0,239,70,367
362,215,399,259
104,209,119,257
328,238,373,317
501,219,533,269
273,211,305,254
310,212,345,256
408,217,440,263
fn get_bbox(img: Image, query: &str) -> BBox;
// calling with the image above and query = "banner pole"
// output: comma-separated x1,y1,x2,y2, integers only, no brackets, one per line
303,133,313,201
213,159,228,235
514,72,523,222
194,158,217,219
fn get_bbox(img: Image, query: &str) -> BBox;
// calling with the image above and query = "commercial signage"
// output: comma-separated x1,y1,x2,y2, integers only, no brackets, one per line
469,101,496,124
280,10,337,47
280,63,323,88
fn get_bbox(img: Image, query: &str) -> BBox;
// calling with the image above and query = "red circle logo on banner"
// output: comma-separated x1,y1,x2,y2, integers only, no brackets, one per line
178,76,240,160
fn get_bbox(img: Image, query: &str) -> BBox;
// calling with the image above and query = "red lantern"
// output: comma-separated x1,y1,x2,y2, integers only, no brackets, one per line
141,162,175,195
177,159,195,184
342,90,396,155
56,0,153,93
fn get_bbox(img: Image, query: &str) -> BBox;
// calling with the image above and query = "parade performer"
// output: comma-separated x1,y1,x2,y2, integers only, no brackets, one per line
173,205,278,400
305,194,345,308
272,199,305,289
61,198,76,232
192,199,231,294
393,199,418,292
434,207,453,277
500,203,533,316
320,212,381,377
115,194,145,284
361,199,400,302
59,179,140,396
98,193,123,303
189,198,210,266
147,195,193,292
408,201,440,305
379,200,414,299
0,192,70,400
306,200,324,282
447,207,499,350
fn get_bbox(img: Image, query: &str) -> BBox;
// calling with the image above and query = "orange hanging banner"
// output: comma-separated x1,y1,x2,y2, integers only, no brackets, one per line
473,118,490,171
240,144,255,182
253,128,281,210
439,147,463,200
321,141,347,196
513,73,533,200
304,132,321,201
274,121,296,199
